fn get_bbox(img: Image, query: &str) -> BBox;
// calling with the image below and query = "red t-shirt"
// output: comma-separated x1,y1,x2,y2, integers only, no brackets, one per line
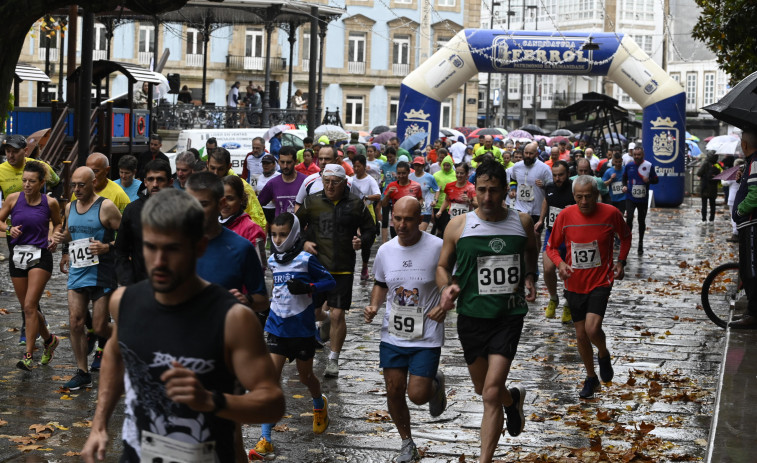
296,162,320,176
443,181,476,217
546,203,631,294
383,180,422,204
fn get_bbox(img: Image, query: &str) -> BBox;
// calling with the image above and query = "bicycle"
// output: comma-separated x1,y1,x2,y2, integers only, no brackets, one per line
701,262,745,328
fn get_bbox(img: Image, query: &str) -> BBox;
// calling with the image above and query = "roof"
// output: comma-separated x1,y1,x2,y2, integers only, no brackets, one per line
14,63,51,83
558,92,630,122
67,60,164,84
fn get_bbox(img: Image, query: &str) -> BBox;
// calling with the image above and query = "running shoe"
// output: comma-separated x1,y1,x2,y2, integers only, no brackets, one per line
504,386,526,437
545,299,557,319
561,305,572,324
17,353,33,371
396,439,420,463
313,394,330,434
598,354,614,383
360,265,370,281
324,358,339,378
249,437,275,460
18,330,26,346
579,376,600,399
428,370,447,417
319,317,331,343
41,335,60,365
64,369,93,390
91,348,104,371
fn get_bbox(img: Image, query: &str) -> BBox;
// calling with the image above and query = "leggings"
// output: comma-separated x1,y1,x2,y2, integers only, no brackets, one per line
625,199,648,244
701,196,716,221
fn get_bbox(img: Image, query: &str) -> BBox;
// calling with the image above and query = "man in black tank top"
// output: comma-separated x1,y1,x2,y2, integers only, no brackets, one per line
81,189,284,462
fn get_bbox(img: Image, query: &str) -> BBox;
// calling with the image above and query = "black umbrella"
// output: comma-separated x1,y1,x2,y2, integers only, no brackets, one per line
550,128,574,137
703,71,757,132
371,125,391,135
520,124,548,135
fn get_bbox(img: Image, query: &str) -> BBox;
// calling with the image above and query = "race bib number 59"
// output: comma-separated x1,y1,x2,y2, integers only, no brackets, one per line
389,303,424,341
477,254,520,294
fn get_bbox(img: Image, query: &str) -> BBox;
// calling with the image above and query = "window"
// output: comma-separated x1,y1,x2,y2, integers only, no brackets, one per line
389,98,399,125
621,0,654,21
441,99,453,127
395,0,411,4
345,96,364,126
245,29,264,70
703,72,715,106
632,35,653,55
302,31,311,67
38,23,60,61
686,73,697,108
508,75,520,97
93,24,107,60
139,26,154,53
186,27,203,66
540,75,555,108
438,0,455,6
478,89,486,110
436,36,452,51
348,32,366,73
392,35,410,75
670,73,680,84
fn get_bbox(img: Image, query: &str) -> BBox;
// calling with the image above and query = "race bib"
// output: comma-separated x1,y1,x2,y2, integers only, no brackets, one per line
12,245,41,270
631,184,647,199
571,241,601,269
611,181,624,196
249,174,260,190
70,238,99,268
141,431,216,463
449,202,469,217
389,303,425,341
477,254,520,294
547,206,562,228
517,184,535,202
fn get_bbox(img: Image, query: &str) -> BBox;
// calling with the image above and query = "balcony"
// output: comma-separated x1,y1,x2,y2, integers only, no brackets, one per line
392,63,410,76
186,53,203,67
93,49,107,60
138,51,153,66
226,55,287,72
348,61,365,74
38,48,59,61
302,58,310,69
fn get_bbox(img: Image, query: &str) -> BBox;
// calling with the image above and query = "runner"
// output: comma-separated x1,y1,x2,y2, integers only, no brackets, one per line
622,146,658,255
54,167,122,390
172,151,195,191
435,162,477,221
221,175,267,267
255,154,281,234
364,197,447,463
507,142,552,245
257,147,306,218
293,146,352,210
410,156,440,232
80,188,284,462
350,154,381,280
250,212,335,460
295,148,320,176
136,134,169,180
0,161,62,370
241,136,266,185
381,161,422,238
429,159,537,463
296,164,375,377
115,159,173,286
534,160,575,322
431,154,456,237
207,147,267,229
379,147,399,243
0,134,60,344
602,153,627,214
546,175,632,399
114,155,141,201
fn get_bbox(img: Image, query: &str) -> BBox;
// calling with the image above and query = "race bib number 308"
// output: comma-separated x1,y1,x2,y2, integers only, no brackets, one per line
477,254,520,294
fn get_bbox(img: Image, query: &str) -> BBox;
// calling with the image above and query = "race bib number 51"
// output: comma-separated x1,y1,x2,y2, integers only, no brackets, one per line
477,254,520,294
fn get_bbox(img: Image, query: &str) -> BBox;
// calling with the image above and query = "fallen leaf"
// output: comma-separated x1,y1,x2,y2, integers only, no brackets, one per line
0,419,7,426
596,410,614,422
72,420,92,428
366,409,391,422
639,421,655,435
29,424,53,433
0,308,9,315
64,451,81,456
273,424,291,432
17,444,42,451
47,421,69,430
9,436,36,444
53,376,73,382
59,394,73,400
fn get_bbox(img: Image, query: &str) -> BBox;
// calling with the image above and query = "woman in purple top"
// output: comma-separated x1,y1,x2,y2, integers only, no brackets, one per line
0,161,63,371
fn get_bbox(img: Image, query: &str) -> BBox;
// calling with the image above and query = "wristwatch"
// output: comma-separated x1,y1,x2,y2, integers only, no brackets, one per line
211,390,227,414
618,259,627,267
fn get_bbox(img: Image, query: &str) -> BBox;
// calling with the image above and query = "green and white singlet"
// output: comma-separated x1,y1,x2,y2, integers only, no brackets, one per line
454,210,529,318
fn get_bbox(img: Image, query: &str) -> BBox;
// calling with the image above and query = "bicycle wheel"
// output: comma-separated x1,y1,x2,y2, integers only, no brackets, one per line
701,262,741,328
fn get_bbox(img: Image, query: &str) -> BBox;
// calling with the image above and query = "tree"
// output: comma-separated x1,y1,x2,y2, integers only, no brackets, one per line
0,0,188,121
692,0,757,84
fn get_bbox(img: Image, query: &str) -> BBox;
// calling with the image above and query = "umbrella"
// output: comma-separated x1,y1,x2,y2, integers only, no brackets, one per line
507,129,534,140
442,127,466,143
519,124,548,135
685,139,702,157
315,124,349,141
400,131,428,151
703,71,757,132
704,136,715,143
371,125,391,135
549,135,570,145
550,128,574,137
372,131,397,145
495,128,509,136
685,131,700,142
264,124,290,141
469,127,503,138
454,126,476,136
714,165,742,181
706,134,742,155
604,133,627,143
533,135,549,142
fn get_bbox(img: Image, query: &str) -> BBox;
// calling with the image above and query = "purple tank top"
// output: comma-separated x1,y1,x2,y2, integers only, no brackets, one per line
11,193,50,248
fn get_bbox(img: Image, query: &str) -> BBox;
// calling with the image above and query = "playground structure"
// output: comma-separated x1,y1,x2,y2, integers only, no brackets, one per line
397,30,686,207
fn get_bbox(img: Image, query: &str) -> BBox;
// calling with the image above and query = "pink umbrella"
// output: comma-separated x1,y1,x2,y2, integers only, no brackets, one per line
713,165,742,181
507,129,534,140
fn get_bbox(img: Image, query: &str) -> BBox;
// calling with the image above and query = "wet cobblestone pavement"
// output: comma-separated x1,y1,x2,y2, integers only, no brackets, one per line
0,198,738,461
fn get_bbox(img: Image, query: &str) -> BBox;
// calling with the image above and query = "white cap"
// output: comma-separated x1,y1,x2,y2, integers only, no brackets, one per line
628,142,636,150
322,164,347,179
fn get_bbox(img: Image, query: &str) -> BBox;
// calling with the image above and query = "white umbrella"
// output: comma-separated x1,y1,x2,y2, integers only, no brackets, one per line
264,124,290,141
705,134,742,156
315,124,349,141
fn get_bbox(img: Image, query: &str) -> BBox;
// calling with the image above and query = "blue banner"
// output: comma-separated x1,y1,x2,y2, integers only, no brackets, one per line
644,93,686,207
397,84,442,152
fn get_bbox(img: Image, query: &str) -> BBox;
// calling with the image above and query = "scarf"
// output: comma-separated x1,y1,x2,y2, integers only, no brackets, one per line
272,215,303,264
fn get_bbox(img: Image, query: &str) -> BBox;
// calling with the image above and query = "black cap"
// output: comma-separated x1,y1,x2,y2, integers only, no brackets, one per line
2,134,27,150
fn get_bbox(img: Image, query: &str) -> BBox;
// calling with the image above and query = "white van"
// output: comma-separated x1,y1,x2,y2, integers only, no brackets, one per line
175,128,307,174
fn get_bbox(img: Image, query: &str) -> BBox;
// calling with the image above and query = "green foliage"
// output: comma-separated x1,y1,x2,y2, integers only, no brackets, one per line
1,93,14,134
692,0,757,84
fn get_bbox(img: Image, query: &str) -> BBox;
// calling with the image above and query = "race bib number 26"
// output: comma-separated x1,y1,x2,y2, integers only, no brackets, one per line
517,184,534,202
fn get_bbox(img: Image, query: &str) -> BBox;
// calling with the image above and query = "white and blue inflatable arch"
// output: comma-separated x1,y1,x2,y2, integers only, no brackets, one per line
398,30,686,207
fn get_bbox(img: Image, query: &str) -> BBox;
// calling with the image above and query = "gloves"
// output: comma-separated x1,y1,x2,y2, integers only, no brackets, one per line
286,279,313,295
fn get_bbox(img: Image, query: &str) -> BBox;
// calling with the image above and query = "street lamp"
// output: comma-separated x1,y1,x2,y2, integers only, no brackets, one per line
484,1,501,128
502,3,515,129
527,5,538,125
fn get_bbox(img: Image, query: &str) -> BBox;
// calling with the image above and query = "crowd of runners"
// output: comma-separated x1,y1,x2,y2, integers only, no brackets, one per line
3,131,657,462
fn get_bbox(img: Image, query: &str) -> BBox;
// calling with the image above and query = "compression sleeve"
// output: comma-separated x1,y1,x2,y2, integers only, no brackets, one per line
307,256,336,293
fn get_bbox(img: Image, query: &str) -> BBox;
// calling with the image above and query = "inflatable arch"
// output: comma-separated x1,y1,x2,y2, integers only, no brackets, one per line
397,30,686,207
